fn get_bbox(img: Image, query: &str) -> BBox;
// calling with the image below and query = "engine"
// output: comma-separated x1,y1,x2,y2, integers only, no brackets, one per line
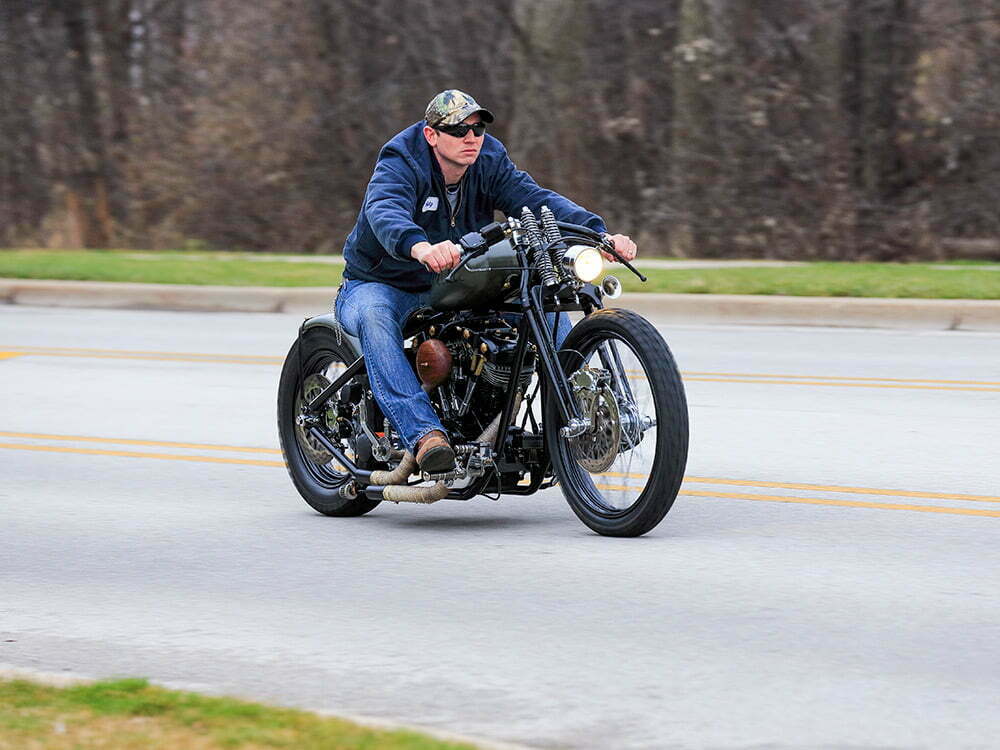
412,315,536,439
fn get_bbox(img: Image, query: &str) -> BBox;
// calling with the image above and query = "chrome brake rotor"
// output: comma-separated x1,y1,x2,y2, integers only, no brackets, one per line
295,373,335,464
569,368,621,473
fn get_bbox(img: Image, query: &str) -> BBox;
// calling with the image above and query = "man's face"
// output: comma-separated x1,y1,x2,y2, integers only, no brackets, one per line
424,114,484,170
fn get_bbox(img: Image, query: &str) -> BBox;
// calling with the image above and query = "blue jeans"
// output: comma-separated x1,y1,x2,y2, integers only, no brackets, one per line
335,278,571,454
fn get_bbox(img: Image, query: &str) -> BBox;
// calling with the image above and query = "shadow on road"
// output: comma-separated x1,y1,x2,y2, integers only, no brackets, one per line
373,514,543,532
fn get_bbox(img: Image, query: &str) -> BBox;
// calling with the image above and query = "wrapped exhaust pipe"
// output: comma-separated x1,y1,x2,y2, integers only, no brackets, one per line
364,392,523,504
371,481,449,504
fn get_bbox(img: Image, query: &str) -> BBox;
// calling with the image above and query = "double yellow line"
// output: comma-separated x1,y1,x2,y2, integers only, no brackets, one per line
0,346,280,366
5,344,1000,392
2,430,997,519
0,431,285,468
682,371,1000,393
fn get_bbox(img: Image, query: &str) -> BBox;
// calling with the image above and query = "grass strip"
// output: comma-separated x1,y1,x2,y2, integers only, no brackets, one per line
0,677,478,750
0,250,345,287
0,249,998,298
612,262,1000,299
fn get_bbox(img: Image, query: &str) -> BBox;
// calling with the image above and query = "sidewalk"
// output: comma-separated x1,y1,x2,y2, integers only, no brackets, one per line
3,277,1000,331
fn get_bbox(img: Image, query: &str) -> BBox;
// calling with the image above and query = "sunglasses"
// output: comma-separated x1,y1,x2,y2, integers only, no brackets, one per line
434,121,487,138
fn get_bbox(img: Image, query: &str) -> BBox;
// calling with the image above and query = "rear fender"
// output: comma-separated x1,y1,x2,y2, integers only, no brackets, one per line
301,312,362,359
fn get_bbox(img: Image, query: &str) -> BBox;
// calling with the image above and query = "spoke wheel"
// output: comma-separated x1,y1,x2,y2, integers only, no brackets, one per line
278,326,380,517
545,309,688,537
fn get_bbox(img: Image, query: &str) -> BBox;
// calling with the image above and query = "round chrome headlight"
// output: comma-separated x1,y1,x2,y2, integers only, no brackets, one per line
562,245,604,283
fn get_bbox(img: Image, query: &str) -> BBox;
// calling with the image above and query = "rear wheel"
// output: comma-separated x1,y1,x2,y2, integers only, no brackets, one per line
277,326,380,516
544,309,688,537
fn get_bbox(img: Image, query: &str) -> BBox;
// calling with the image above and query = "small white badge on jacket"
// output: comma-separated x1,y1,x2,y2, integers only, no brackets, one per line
422,197,439,212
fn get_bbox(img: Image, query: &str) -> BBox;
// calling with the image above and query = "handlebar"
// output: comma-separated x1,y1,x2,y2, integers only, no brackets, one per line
444,218,646,283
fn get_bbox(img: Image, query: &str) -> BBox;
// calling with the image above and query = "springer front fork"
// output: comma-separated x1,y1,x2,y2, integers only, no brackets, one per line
513,268,642,450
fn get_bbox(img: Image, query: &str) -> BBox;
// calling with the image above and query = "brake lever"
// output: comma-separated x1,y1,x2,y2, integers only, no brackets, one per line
600,237,647,282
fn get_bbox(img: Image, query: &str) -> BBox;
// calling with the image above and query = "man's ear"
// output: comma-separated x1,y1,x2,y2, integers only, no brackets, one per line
422,125,437,147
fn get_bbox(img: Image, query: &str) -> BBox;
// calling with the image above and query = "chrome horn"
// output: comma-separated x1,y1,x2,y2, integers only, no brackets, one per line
601,275,622,299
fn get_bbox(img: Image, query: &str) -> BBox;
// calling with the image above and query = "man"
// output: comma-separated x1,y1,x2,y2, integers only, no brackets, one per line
336,89,636,474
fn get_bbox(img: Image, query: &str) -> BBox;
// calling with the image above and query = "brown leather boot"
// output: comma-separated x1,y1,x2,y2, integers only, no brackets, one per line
415,430,455,473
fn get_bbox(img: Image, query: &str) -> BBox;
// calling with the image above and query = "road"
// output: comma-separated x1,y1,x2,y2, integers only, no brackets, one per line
2,305,999,749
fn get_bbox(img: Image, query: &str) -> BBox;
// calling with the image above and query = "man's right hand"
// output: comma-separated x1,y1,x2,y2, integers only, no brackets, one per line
411,240,462,273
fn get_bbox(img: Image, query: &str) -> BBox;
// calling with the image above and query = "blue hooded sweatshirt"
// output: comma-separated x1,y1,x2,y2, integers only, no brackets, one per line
342,122,608,292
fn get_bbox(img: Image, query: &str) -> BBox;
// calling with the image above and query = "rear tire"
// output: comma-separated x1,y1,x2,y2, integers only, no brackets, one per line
277,326,380,517
544,309,688,537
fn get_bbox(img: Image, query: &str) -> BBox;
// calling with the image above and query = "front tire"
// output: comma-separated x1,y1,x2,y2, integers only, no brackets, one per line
277,326,380,517
544,309,688,537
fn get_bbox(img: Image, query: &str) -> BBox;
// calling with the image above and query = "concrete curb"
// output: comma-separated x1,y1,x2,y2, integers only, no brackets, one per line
2,278,999,331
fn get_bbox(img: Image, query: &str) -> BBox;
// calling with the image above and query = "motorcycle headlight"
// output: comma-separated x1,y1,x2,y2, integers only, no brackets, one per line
562,245,604,283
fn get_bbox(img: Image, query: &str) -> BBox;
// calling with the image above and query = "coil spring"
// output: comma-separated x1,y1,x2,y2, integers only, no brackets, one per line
520,207,558,287
539,205,569,282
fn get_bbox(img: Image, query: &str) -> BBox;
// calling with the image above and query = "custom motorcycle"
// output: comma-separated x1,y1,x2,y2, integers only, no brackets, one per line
277,207,688,537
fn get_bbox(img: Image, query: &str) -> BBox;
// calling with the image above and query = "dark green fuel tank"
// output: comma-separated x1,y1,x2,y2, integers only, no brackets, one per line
427,239,521,311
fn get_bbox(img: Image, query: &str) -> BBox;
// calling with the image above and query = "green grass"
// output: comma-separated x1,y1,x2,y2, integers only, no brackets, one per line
0,677,478,749
612,262,1000,299
1,249,998,298
0,250,345,287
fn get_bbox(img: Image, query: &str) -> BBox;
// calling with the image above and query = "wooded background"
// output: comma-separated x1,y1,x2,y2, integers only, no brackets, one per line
1,0,997,258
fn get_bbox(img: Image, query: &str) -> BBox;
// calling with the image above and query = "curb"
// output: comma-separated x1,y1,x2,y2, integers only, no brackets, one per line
2,278,999,331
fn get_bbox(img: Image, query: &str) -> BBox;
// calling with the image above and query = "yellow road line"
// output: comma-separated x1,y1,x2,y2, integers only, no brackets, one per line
596,472,1000,504
2,345,280,359
0,442,285,468
6,431,996,502
2,437,995,518
683,371,1000,387
681,489,1000,518
683,376,1000,392
683,475,1000,504
0,345,281,365
5,345,997,392
0,431,281,454
594,483,999,518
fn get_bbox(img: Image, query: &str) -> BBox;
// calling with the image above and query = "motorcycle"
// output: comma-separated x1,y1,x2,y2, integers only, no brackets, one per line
277,207,688,537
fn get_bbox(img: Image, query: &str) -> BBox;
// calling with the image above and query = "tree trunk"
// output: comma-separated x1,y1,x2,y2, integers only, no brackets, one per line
0,0,49,243
61,0,113,247
509,0,590,201
672,0,722,256
842,0,919,258
94,0,132,225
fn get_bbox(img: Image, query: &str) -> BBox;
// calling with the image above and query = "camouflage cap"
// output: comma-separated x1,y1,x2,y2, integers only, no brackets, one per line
424,89,495,128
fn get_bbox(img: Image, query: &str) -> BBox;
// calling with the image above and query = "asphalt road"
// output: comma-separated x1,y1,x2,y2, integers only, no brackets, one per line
2,305,999,749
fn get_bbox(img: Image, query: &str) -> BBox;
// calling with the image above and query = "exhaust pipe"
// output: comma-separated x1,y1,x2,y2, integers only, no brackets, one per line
365,482,449,504
369,451,417,486
362,392,523,504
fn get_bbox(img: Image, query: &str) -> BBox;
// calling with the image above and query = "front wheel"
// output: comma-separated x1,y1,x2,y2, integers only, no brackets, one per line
544,309,688,537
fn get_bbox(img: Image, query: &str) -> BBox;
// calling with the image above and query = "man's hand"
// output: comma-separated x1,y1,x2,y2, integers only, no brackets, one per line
601,233,637,263
411,240,462,273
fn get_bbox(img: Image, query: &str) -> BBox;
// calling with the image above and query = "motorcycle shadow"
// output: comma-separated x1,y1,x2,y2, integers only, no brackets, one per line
371,513,543,532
